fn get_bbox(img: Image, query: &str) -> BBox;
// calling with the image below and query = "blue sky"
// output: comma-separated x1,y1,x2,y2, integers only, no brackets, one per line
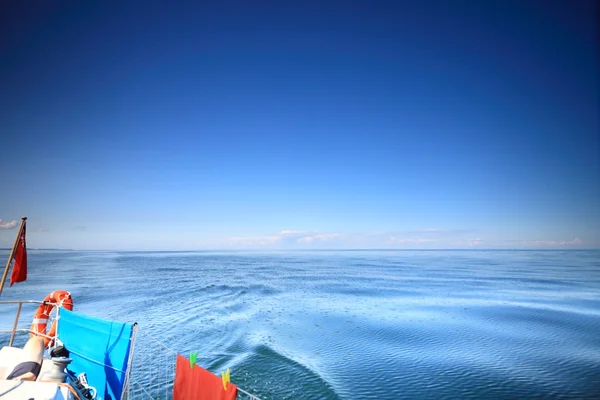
0,1,598,250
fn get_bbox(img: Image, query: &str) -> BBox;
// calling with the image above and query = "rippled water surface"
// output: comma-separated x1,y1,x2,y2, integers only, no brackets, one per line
1,250,599,399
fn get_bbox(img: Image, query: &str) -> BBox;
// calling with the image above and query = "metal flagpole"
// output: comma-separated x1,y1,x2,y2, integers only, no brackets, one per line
0,217,27,297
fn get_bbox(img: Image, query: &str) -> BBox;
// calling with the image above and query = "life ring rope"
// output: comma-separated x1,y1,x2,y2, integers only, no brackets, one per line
30,290,74,348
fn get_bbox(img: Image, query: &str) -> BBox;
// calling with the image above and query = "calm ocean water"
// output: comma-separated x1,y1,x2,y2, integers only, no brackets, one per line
1,250,599,399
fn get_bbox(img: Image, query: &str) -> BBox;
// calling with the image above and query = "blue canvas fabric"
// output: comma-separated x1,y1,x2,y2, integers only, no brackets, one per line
57,309,135,400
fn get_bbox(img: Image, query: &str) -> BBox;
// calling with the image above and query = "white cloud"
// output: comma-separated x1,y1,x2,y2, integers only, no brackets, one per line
386,236,436,245
227,230,310,246
407,228,476,236
0,219,17,229
227,230,343,247
227,235,281,246
297,233,342,243
375,229,476,247
278,230,306,235
509,237,584,246
560,237,583,245
468,238,485,246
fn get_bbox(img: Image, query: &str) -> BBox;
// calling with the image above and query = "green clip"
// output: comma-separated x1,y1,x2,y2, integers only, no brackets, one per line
189,351,198,369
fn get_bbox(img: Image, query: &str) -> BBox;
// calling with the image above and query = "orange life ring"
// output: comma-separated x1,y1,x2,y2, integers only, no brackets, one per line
30,290,73,348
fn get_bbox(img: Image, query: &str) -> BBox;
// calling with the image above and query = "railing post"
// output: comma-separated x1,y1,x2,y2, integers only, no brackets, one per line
9,302,23,347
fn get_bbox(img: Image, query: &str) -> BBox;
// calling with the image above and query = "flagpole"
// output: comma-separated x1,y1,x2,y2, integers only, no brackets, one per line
0,217,27,297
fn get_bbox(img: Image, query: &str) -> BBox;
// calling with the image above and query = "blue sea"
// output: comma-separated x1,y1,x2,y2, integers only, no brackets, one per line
1,250,599,399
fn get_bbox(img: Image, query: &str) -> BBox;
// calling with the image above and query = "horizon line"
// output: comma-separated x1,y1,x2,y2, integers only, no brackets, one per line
4,248,598,252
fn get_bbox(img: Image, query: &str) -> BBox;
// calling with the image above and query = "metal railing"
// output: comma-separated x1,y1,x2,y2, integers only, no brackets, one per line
0,300,50,347
127,330,263,400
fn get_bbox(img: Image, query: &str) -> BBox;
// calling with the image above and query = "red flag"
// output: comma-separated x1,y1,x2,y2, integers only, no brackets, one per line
10,223,27,286
173,355,238,400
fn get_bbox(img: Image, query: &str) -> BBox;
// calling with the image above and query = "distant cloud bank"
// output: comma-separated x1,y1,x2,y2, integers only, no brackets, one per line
509,237,584,246
228,230,341,247
0,219,17,229
225,229,587,249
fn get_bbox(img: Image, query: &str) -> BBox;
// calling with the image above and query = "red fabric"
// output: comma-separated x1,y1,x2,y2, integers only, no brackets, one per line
10,224,27,286
173,354,238,400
